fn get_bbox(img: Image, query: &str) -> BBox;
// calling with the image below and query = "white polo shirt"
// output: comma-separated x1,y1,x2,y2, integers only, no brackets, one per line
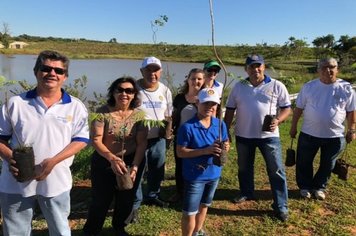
0,89,89,197
226,76,291,138
296,78,356,138
137,81,173,139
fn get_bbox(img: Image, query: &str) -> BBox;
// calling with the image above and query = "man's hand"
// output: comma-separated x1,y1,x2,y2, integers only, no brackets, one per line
204,141,223,157
8,158,19,178
346,130,356,143
35,158,57,181
270,118,280,132
289,127,298,139
222,141,230,152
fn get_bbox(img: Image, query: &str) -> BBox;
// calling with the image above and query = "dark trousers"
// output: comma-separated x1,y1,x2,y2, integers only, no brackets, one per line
83,151,145,235
173,139,184,195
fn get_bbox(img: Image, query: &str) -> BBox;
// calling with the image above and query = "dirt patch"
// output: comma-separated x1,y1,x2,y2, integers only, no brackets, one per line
317,207,335,217
69,179,92,219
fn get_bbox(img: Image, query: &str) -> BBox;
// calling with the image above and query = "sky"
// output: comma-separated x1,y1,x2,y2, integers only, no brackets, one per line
1,0,355,46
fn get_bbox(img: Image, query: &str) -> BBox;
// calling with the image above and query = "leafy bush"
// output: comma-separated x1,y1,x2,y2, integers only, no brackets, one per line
71,145,94,180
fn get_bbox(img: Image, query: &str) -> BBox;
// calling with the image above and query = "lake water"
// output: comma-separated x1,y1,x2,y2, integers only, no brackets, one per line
0,54,273,100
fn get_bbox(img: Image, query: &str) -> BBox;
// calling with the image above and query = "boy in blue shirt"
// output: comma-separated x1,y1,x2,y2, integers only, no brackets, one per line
177,88,229,236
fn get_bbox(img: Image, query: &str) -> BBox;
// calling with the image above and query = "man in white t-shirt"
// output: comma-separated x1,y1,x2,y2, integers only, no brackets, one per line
132,56,173,220
290,58,356,201
0,50,89,235
224,54,291,222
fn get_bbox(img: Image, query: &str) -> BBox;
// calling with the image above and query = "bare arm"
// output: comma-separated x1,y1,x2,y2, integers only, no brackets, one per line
270,107,292,132
277,107,292,123
223,108,235,130
90,120,127,176
176,141,222,159
0,139,20,177
289,107,303,138
0,139,13,162
346,110,356,143
1,137,87,181
91,120,120,161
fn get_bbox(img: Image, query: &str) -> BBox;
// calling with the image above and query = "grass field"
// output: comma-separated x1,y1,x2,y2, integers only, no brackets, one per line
25,117,356,236
1,39,355,235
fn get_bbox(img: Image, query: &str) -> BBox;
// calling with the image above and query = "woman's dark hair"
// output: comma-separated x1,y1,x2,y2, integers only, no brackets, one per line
179,68,205,94
107,76,140,109
33,50,70,76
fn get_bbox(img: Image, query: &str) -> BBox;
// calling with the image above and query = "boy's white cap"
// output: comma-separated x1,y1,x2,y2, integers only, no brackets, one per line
141,56,162,69
198,88,220,104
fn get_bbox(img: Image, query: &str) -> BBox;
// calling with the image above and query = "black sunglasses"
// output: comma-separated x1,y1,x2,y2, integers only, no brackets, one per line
114,87,136,95
206,68,220,73
40,65,66,75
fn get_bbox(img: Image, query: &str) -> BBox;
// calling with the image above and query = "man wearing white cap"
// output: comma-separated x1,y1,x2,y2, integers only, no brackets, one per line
132,56,173,218
177,88,230,236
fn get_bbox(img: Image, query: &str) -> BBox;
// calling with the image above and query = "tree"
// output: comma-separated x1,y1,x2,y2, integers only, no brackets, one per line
109,38,117,43
1,22,11,48
293,39,308,59
151,15,168,44
312,34,336,60
283,36,308,59
312,34,335,49
333,35,356,65
324,34,335,48
349,46,356,63
149,15,176,96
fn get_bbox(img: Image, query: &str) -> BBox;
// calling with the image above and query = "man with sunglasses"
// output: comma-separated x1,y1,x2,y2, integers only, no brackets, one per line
0,50,89,235
132,56,173,220
203,60,223,98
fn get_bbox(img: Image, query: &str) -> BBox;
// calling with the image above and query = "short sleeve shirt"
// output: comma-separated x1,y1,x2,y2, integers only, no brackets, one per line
137,81,173,139
177,116,228,181
296,78,356,138
0,89,89,197
225,76,291,138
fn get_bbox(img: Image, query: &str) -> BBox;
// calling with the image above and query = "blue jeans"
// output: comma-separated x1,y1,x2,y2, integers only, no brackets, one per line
134,138,166,209
182,178,219,215
296,132,346,191
0,191,71,236
236,136,288,213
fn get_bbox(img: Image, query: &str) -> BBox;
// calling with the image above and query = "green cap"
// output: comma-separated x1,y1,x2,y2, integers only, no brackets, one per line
203,60,221,70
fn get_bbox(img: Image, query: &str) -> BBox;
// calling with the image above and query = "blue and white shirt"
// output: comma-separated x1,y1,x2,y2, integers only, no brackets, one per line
226,76,291,138
0,89,89,197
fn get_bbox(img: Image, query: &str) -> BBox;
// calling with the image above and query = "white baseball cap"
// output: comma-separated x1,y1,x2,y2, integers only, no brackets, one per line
198,88,220,104
141,56,162,69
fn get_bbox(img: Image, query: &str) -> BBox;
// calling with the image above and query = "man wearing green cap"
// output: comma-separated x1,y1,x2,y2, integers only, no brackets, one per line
203,60,223,98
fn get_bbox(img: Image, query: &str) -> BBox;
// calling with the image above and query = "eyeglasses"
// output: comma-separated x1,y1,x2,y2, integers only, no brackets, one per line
321,65,337,70
114,87,136,94
40,65,66,75
206,68,220,73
